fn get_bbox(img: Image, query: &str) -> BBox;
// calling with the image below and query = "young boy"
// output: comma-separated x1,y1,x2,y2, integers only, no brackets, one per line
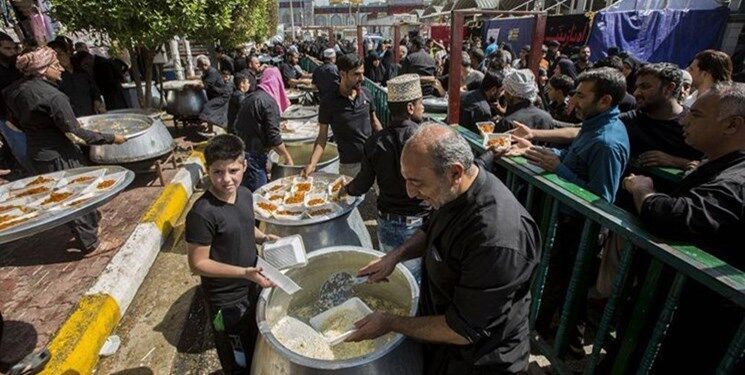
185,134,278,373
227,73,251,134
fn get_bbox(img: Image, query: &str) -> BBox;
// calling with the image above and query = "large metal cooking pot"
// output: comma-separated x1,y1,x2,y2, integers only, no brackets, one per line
162,80,207,118
88,111,174,163
122,82,164,109
252,246,422,375
269,143,340,180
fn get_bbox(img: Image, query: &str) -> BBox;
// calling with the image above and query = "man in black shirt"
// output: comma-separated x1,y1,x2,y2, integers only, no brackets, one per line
459,70,503,134
546,74,578,123
0,32,29,174
344,74,430,280
185,135,278,373
227,73,250,134
623,82,745,373
215,45,234,74
400,36,438,96
348,124,540,374
573,45,593,74
304,53,382,177
279,50,311,88
311,48,339,101
496,69,553,132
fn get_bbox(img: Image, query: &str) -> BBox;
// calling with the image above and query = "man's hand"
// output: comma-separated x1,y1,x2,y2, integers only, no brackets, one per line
623,174,654,194
245,267,276,288
357,255,396,283
638,151,687,169
113,134,127,144
301,164,316,178
258,234,281,245
507,121,534,140
345,312,393,342
0,169,10,185
525,146,561,172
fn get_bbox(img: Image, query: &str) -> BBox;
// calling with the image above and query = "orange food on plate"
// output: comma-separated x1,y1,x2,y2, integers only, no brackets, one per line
0,205,18,213
307,198,326,207
70,176,95,184
41,191,74,205
284,192,305,205
0,214,18,223
331,180,344,193
487,136,511,149
276,209,303,216
0,216,30,230
257,202,278,212
15,186,50,198
97,179,116,189
477,123,495,134
268,184,285,192
309,208,333,216
26,176,53,187
268,194,284,201
295,182,312,192
67,197,90,207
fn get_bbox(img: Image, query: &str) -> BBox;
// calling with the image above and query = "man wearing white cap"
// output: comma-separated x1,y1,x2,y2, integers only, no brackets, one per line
342,74,430,280
311,48,339,101
495,68,553,132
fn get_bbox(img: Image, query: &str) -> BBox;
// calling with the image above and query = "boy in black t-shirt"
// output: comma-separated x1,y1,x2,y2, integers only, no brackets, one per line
185,134,278,373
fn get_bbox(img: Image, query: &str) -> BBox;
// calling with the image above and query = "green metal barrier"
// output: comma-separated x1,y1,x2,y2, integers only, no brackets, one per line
363,79,390,128
455,125,745,373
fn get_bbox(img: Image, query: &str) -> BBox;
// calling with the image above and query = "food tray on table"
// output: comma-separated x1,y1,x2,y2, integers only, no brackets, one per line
281,105,319,120
0,166,135,245
253,173,362,226
77,113,153,139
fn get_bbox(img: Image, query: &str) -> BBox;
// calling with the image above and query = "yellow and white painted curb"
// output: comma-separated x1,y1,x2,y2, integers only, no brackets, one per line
41,148,206,374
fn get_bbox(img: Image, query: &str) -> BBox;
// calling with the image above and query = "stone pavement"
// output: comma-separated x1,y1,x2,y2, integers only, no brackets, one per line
0,119,208,373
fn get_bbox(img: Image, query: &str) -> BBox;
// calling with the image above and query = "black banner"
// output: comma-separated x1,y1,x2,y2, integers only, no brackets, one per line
544,14,593,48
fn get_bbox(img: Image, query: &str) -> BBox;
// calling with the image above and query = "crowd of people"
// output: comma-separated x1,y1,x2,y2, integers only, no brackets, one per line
0,28,742,374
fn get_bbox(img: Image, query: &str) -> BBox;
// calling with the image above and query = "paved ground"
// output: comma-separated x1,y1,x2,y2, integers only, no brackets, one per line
0,118,206,373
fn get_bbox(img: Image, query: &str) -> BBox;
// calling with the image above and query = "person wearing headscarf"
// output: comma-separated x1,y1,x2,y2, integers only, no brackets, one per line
554,57,578,81
495,69,553,132
233,67,293,191
2,47,126,252
195,54,231,132
622,55,641,94
365,53,386,85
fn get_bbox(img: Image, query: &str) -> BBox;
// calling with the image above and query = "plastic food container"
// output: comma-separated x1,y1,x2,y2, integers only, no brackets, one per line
483,132,512,151
476,121,495,137
262,234,307,270
310,297,374,346
254,194,280,219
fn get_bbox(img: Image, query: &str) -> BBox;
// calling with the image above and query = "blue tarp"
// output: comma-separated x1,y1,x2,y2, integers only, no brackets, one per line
482,17,535,57
587,7,730,66
606,0,725,11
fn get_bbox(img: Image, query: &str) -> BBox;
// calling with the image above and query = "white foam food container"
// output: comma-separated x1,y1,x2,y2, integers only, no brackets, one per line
263,188,287,204
262,234,307,270
256,257,302,295
291,180,314,195
0,196,37,213
83,171,127,194
6,171,66,191
57,169,106,188
7,182,56,201
273,205,306,221
304,193,329,209
0,209,40,231
327,176,347,198
33,186,84,209
292,176,313,184
60,191,98,210
483,132,512,152
282,191,306,210
253,194,280,219
476,121,495,137
309,297,374,346
263,181,288,195
305,202,341,220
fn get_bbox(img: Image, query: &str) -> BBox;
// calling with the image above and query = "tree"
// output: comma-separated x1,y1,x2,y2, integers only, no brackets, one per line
50,0,275,107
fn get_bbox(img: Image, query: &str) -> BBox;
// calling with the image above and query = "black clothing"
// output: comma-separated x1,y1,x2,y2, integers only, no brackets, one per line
496,100,554,133
217,55,235,74
381,49,396,83
0,60,21,117
365,64,386,85
311,62,339,101
620,108,702,161
93,55,127,110
59,71,102,117
400,50,437,96
458,89,492,134
573,60,593,74
556,58,578,81
619,92,636,112
185,187,258,307
227,90,246,134
318,87,376,164
420,165,540,374
279,62,301,88
233,57,248,74
199,67,231,127
548,99,579,123
345,118,428,216
637,150,745,373
238,69,258,94
233,89,282,153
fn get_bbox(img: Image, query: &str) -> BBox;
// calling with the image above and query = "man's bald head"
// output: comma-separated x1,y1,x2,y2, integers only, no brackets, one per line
403,123,475,176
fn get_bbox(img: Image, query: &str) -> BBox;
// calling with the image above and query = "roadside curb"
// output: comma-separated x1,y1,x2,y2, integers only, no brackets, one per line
41,147,205,374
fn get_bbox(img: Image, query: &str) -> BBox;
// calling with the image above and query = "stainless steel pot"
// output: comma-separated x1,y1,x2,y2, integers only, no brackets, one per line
252,246,422,375
259,206,373,250
269,143,340,180
89,111,174,163
122,82,164,109
162,80,207,118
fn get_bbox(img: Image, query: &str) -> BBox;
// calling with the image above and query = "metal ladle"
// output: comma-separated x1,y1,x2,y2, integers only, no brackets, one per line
317,272,369,310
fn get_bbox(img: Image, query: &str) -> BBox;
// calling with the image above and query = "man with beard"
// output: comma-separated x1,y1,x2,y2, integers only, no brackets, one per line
279,50,311,88
347,123,541,374
341,74,430,280
311,48,340,101
574,45,593,73
303,53,382,177
458,70,503,134
684,49,732,107
495,69,553,132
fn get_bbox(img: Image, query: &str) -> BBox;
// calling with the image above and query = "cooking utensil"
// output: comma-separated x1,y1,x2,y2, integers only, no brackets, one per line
318,272,369,310
310,297,373,346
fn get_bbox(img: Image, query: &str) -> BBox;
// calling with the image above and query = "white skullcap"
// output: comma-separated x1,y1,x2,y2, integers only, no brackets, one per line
680,69,692,85
323,48,336,58
504,69,538,101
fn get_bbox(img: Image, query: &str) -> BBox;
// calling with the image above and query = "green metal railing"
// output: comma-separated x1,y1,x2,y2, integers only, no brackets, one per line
455,125,744,373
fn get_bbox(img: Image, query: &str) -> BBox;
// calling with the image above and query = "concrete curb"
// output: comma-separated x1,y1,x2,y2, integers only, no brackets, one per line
41,148,205,374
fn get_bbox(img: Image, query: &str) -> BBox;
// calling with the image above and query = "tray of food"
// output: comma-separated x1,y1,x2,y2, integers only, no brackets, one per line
253,173,363,226
483,133,512,152
0,166,135,245
77,114,153,139
280,117,319,142
476,121,495,138
281,105,319,120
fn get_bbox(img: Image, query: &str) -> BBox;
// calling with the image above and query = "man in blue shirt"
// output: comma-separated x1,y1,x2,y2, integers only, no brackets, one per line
508,67,630,355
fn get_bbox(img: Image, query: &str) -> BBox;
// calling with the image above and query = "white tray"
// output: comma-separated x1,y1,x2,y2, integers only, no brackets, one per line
310,297,373,346
262,234,307,270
